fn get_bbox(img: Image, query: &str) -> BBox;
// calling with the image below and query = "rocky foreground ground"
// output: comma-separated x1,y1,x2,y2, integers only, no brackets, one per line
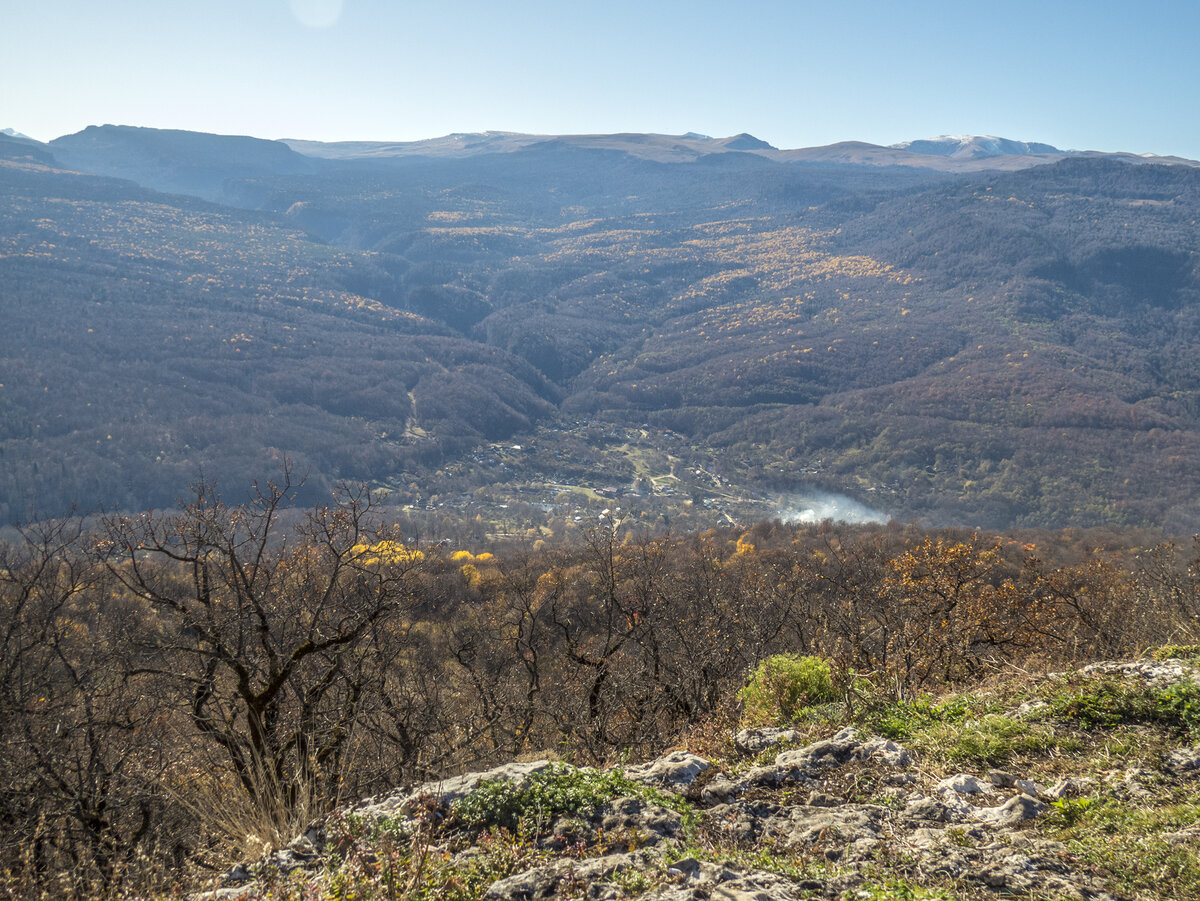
196,658,1200,901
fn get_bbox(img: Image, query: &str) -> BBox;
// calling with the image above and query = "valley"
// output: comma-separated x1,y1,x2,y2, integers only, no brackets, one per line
2,128,1199,533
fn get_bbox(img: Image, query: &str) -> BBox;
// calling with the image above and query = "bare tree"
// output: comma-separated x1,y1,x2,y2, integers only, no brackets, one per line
96,472,424,841
0,518,166,893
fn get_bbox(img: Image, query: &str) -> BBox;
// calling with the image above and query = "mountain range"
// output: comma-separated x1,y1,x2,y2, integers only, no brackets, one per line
2,125,1198,533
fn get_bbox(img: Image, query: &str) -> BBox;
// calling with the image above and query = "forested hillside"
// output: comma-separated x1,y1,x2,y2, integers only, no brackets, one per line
2,128,1199,530
3,488,1199,898
0,160,553,520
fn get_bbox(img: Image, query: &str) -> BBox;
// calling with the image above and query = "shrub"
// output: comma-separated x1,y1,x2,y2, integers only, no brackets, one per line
452,763,659,832
738,654,837,727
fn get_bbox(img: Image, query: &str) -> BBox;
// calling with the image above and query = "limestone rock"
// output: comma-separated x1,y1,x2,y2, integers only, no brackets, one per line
626,751,711,790
1166,745,1200,773
598,796,682,844
936,773,992,795
193,887,259,901
1080,659,1199,687
975,794,1049,826
1045,776,1094,799
355,759,552,820
858,736,913,766
651,857,818,900
1015,778,1043,798
733,727,803,755
700,776,738,805
902,796,963,824
773,727,912,772
774,727,861,769
484,850,655,901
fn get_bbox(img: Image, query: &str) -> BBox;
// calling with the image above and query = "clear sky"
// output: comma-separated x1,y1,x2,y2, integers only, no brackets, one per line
5,0,1199,158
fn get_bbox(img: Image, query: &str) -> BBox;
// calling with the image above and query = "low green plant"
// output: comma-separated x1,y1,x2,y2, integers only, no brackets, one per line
1161,681,1200,734
932,713,1055,766
864,693,977,740
944,826,969,847
1043,678,1200,735
452,763,681,833
1044,797,1200,900
1048,796,1098,827
738,654,838,727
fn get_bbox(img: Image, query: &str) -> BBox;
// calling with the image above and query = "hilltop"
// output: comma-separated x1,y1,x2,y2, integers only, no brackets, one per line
200,656,1200,901
5,496,1200,900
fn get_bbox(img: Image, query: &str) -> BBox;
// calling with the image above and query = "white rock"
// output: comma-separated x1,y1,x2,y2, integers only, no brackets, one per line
1015,778,1043,798
936,773,992,794
355,759,553,819
1046,777,1094,799
1167,745,1200,773
974,794,1048,826
860,736,913,767
734,727,803,755
626,750,710,788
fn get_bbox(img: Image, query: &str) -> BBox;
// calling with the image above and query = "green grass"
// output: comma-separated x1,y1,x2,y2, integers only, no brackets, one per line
1042,795,1200,901
857,690,1054,768
1038,677,1200,735
920,713,1057,767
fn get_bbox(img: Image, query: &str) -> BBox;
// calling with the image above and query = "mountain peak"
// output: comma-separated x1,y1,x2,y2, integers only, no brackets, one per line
890,135,1065,160
1,127,36,143
719,132,776,151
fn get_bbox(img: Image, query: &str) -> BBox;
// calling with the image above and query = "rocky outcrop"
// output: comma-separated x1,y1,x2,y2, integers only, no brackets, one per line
196,731,1128,900
354,759,554,820
196,659,1200,900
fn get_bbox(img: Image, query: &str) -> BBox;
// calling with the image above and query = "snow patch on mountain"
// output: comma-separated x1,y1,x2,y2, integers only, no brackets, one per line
891,135,1066,160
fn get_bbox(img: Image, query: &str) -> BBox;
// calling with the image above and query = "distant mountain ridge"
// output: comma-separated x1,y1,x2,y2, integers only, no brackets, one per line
9,125,1196,190
890,134,1066,159
4,122,1200,531
47,124,319,201
280,130,778,163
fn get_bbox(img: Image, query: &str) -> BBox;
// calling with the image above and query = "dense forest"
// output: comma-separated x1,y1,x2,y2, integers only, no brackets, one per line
3,127,1199,531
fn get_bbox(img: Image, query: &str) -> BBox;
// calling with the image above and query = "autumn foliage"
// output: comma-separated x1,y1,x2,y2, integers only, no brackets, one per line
2,486,1198,895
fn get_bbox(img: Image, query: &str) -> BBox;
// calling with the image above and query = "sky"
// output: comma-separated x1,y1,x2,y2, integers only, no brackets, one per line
4,0,1200,159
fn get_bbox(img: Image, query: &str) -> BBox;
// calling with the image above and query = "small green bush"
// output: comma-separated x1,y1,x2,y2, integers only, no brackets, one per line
452,763,659,832
1048,796,1098,827
738,654,837,727
1159,680,1200,734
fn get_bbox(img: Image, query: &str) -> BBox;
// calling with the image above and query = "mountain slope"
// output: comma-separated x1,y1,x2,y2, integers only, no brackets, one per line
3,128,1200,530
0,159,554,520
48,124,323,200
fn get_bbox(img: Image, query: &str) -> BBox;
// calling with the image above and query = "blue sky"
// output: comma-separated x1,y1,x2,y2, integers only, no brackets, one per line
5,0,1199,158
